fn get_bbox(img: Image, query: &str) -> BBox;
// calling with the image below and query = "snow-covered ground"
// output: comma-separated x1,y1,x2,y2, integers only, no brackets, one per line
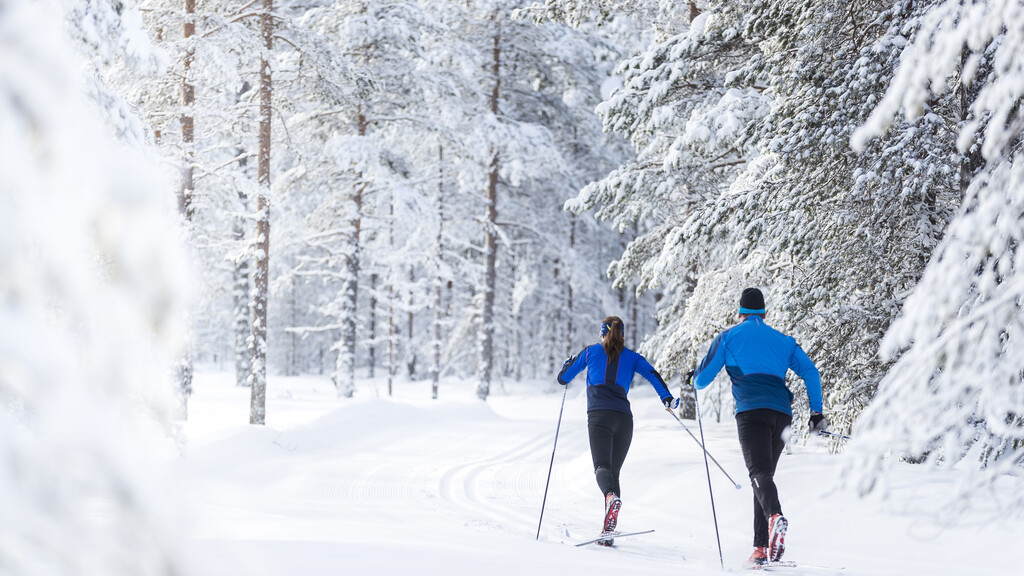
173,370,1024,576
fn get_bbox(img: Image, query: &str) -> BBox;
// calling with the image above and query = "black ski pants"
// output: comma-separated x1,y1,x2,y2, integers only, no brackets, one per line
587,409,633,498
736,408,792,547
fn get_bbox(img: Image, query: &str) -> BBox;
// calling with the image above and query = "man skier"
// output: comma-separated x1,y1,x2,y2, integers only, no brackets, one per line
689,288,826,566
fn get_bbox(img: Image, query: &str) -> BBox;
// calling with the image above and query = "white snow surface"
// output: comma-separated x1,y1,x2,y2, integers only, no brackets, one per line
172,370,1024,576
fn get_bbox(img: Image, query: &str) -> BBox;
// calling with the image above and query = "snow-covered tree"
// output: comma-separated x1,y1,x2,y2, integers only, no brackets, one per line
682,0,959,433
561,1,963,432
1,0,191,572
128,0,270,406
562,1,763,388
278,0,457,397
455,0,634,400
849,0,1024,515
99,0,646,408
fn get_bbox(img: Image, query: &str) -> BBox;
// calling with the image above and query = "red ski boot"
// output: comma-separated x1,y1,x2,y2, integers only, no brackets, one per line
768,514,788,561
597,493,621,546
746,546,769,567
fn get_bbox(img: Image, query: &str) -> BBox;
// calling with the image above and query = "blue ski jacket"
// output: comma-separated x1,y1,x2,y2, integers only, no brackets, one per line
557,344,672,415
692,315,822,416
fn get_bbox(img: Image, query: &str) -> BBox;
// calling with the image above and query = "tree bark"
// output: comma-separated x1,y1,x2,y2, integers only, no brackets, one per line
233,81,251,389
368,272,378,378
250,0,272,426
335,107,367,398
406,266,416,379
510,252,522,382
476,28,500,401
175,0,197,420
629,291,638,350
387,193,396,397
179,0,195,221
288,276,298,376
566,215,575,354
629,223,638,350
232,232,250,387
549,259,559,373
431,144,444,400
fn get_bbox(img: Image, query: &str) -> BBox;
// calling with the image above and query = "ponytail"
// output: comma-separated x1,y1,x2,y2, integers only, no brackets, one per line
601,316,625,358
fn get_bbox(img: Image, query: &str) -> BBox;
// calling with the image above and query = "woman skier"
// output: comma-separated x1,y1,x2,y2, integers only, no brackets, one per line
557,315,676,546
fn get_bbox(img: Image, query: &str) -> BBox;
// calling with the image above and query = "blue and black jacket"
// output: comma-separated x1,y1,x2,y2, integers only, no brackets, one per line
692,315,822,416
557,344,672,414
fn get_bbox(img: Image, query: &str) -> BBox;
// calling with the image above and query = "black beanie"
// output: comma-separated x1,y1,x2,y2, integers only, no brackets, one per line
739,288,766,314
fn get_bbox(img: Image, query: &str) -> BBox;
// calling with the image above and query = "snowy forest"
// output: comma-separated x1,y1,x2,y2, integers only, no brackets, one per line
3,0,1024,574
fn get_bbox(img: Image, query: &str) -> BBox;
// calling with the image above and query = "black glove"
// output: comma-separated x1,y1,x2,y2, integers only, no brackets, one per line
684,369,695,386
809,411,827,433
663,396,679,410
557,356,573,386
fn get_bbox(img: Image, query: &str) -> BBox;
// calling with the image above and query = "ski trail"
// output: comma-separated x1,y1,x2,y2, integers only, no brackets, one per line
277,415,592,537
435,426,555,534
295,456,430,525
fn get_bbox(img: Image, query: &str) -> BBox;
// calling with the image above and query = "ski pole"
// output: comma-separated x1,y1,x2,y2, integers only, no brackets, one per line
694,386,724,569
664,408,742,490
818,430,851,440
536,383,569,540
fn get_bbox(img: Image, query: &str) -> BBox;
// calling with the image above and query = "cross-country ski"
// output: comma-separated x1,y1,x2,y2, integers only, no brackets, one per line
750,560,846,574
751,560,798,570
574,529,655,547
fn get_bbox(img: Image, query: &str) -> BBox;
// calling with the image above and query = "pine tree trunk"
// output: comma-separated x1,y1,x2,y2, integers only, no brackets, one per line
476,29,500,401
288,276,297,376
179,0,195,221
431,144,444,400
679,381,696,420
250,0,272,426
175,0,196,420
233,81,251,389
335,108,366,398
629,291,638,350
368,273,377,378
566,215,575,353
629,223,639,350
387,193,396,397
387,292,395,396
432,276,441,399
510,252,522,382
232,221,250,387
406,266,416,379
549,260,559,373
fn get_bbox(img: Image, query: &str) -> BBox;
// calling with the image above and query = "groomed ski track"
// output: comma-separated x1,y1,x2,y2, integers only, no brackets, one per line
179,372,1024,576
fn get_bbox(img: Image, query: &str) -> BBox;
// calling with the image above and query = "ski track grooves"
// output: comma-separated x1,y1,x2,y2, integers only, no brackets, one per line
290,421,589,536
436,428,553,535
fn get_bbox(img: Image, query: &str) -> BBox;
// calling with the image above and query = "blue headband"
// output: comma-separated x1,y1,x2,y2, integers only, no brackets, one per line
739,307,766,314
601,322,625,337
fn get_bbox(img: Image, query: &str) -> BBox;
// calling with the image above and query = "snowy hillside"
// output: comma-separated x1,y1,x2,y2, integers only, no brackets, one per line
173,371,1024,576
